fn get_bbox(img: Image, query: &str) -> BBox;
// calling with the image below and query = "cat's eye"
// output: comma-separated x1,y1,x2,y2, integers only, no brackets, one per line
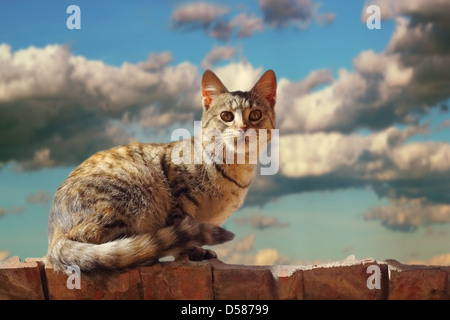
220,111,234,122
249,110,262,121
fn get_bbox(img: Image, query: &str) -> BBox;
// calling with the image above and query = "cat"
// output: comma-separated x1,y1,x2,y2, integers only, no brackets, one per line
45,69,277,274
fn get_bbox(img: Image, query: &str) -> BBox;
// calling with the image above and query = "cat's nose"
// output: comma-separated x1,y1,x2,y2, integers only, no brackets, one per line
240,127,248,133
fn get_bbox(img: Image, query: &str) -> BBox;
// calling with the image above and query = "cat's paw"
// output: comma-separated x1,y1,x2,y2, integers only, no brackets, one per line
182,247,217,261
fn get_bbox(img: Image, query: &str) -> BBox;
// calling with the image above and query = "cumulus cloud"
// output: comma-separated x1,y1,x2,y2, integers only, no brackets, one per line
201,46,236,69
0,48,272,171
244,0,450,232
278,51,420,133
0,44,202,170
276,68,334,130
364,197,450,232
278,125,427,179
230,13,264,38
234,214,290,230
246,125,450,213
277,0,450,135
213,61,264,92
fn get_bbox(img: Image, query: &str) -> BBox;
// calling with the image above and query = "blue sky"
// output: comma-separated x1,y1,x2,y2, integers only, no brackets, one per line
1,0,450,266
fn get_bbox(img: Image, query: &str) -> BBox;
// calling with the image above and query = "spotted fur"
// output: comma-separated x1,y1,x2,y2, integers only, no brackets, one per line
46,69,277,273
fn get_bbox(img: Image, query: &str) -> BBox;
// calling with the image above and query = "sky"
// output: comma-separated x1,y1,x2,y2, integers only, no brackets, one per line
0,0,449,266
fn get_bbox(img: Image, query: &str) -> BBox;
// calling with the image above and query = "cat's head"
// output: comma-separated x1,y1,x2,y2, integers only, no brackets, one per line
201,69,277,132
202,70,277,161
202,70,277,162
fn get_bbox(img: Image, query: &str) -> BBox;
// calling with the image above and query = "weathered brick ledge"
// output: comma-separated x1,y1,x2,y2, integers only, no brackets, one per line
0,255,449,300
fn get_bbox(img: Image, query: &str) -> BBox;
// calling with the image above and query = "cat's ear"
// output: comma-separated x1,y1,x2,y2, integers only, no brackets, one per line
202,70,229,110
250,70,277,108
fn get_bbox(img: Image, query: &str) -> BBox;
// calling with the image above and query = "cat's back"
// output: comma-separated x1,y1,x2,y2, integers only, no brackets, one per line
66,142,166,179
51,142,173,216
48,141,175,241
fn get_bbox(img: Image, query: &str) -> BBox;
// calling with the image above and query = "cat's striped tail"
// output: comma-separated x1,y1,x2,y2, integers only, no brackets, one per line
45,217,234,274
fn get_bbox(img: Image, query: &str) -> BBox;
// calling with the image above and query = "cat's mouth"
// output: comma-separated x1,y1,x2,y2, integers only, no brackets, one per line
223,129,258,152
200,128,261,164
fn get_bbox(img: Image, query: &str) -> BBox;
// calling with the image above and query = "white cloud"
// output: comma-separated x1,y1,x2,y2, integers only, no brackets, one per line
0,44,73,101
213,61,264,92
391,142,450,176
278,50,421,134
278,125,427,178
230,13,264,38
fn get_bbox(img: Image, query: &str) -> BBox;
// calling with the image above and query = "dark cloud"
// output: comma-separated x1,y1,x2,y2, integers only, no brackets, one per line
259,0,335,29
260,0,314,27
209,20,235,41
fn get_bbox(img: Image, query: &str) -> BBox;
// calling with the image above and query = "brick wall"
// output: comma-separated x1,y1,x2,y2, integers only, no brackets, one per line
0,255,449,300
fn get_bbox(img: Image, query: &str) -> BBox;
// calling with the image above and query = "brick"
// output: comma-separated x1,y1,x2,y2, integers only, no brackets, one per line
0,256,45,300
4,255,450,300
275,268,304,300
24,257,45,265
303,262,388,300
45,264,142,300
140,260,213,300
212,259,277,300
270,265,304,299
386,260,449,300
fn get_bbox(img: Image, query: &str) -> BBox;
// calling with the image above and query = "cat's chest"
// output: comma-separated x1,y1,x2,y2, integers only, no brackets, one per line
194,186,249,226
173,163,254,226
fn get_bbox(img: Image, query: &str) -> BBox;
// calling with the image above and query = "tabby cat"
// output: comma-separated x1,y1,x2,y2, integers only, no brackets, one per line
46,69,277,273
